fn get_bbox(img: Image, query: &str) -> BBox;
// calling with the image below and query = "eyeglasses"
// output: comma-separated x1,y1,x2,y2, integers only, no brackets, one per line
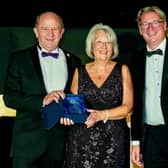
140,20,164,30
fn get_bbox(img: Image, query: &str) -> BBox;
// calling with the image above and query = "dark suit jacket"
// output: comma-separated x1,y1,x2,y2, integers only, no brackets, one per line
3,44,81,160
130,40,168,145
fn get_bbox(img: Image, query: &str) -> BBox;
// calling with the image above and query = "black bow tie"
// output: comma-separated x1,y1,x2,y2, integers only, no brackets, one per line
41,51,59,59
146,49,163,57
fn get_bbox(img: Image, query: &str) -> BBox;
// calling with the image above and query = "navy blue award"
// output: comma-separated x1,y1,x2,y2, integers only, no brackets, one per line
63,94,88,123
42,94,88,129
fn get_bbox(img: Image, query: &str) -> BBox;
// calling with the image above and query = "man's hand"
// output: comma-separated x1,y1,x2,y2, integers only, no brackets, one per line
43,90,65,106
131,144,144,167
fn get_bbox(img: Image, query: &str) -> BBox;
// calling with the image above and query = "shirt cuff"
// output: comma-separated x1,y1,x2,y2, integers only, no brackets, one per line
131,140,140,145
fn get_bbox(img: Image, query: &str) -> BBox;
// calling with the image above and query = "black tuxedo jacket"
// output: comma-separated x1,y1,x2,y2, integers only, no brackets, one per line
3,44,81,159
130,41,168,143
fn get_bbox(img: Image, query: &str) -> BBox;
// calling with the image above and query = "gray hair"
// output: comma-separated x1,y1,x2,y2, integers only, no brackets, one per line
137,6,166,25
85,23,119,59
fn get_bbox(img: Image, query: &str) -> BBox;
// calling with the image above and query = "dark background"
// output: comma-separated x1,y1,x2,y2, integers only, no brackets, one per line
1,0,167,28
0,1,167,168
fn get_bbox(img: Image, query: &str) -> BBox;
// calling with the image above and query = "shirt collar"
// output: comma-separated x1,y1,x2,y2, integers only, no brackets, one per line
146,38,166,55
37,44,59,53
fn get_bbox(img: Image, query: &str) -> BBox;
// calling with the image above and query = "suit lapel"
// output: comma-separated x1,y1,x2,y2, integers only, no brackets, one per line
161,43,168,91
30,45,46,92
63,50,72,92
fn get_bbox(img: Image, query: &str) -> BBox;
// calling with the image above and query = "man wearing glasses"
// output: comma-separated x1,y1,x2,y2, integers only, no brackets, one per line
130,6,168,168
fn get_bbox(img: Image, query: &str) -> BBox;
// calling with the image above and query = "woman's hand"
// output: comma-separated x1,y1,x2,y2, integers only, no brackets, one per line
85,109,104,128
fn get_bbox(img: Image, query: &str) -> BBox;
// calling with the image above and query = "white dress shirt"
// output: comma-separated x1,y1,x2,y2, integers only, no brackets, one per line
144,39,166,125
38,46,68,93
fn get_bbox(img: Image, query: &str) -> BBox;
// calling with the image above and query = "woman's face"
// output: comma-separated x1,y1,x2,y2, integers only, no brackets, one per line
92,30,113,61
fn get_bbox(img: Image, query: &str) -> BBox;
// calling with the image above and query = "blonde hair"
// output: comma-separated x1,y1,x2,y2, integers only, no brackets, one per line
85,23,119,59
137,6,166,25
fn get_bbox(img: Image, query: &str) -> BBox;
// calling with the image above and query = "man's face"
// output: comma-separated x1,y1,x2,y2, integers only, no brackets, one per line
139,11,166,48
33,13,64,51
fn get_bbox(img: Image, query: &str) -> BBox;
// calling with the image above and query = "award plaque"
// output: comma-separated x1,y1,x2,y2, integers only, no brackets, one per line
42,94,88,129
63,94,88,123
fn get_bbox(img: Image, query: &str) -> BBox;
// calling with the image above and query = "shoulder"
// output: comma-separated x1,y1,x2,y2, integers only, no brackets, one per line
120,64,132,80
61,48,81,64
113,62,130,75
131,48,146,64
121,63,130,72
121,63,129,70
113,60,130,72
11,45,37,57
76,64,85,73
9,45,37,61
61,48,79,59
